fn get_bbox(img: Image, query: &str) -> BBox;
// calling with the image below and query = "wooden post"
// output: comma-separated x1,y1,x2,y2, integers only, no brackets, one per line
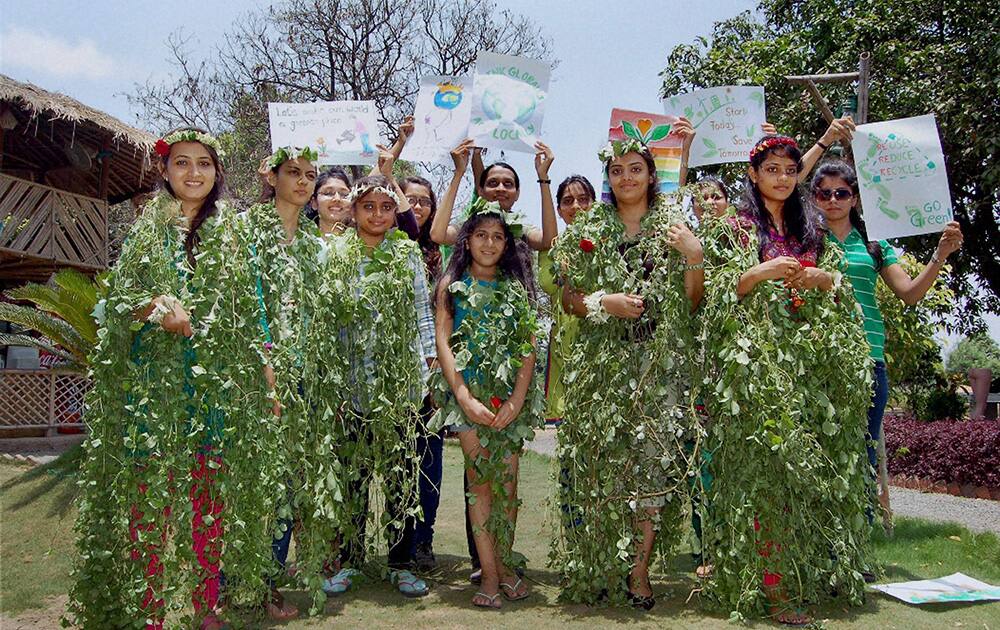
857,52,872,125
46,371,56,437
98,139,112,200
878,432,893,535
804,80,836,123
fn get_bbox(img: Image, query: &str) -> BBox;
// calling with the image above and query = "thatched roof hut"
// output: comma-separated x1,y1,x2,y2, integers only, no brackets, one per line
0,74,157,283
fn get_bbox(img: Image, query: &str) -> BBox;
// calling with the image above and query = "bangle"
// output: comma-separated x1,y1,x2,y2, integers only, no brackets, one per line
537,178,551,184
930,252,943,265
683,261,704,271
817,141,830,151
583,290,611,323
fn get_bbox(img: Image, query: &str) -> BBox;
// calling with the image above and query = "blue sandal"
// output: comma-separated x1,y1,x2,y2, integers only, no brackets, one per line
322,568,359,595
390,569,429,598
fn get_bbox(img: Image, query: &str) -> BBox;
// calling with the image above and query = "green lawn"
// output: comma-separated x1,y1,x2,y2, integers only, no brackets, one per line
2,442,998,628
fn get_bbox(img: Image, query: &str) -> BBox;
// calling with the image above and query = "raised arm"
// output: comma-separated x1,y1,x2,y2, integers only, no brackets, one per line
880,221,963,305
798,116,856,182
471,146,486,196
525,140,557,251
673,117,695,188
431,138,474,246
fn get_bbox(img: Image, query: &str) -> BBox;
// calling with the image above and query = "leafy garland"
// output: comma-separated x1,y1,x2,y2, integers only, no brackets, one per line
547,193,704,605
429,275,544,569
334,229,424,579
697,211,875,618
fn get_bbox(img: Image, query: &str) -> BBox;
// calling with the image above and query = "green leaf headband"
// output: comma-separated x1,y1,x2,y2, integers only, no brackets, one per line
597,138,647,163
155,130,226,158
267,146,320,169
348,183,402,208
467,197,526,239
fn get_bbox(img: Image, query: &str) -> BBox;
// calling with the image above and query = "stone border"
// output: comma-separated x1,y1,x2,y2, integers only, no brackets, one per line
890,474,1000,501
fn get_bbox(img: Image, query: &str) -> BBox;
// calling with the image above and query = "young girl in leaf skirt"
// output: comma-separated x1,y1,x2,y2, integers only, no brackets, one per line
549,139,705,609
323,173,436,599
431,204,543,609
699,135,873,625
69,128,239,630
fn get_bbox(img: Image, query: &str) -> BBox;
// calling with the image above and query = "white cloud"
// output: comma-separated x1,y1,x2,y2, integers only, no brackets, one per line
1,26,118,80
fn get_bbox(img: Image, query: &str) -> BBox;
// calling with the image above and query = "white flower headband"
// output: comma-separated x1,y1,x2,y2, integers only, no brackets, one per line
267,146,320,169
597,138,647,163
348,184,403,207
155,130,226,158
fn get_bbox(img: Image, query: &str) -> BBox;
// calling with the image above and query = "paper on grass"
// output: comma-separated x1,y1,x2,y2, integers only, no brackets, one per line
872,572,1000,604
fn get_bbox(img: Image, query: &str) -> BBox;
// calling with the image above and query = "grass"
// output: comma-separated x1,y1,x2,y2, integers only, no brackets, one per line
2,441,999,628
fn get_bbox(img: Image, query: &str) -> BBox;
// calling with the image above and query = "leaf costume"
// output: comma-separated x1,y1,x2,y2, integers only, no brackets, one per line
698,211,874,617
69,193,282,626
429,274,545,566
548,196,703,605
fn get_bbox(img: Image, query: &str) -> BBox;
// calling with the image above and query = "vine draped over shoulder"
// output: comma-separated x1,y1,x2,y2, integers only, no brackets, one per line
548,194,704,605
698,211,875,618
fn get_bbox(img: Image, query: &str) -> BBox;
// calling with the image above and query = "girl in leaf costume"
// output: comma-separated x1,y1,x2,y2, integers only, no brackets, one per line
549,139,706,609
431,204,543,609
329,174,436,599
699,136,873,625
69,128,269,629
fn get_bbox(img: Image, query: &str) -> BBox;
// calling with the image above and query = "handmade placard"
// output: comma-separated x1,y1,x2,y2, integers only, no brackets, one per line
873,573,1000,604
267,100,380,165
661,86,766,167
602,109,683,202
469,51,550,153
401,75,473,165
852,114,953,240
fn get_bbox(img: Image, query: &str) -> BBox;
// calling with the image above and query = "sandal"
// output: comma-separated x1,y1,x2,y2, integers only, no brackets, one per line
472,591,502,609
696,564,714,579
499,577,529,601
773,607,812,626
627,589,656,611
390,569,429,598
265,588,299,621
322,568,359,596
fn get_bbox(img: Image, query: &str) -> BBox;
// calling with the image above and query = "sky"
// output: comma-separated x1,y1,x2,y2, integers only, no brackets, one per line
1,0,996,346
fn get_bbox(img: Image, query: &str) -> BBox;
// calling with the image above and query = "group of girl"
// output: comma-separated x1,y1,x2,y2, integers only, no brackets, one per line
70,109,961,628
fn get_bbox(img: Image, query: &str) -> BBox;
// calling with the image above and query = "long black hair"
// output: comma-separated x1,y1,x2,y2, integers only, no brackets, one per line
556,174,596,206
435,212,537,316
741,135,824,258
811,160,884,269
309,166,352,225
603,145,660,208
157,126,226,267
479,161,521,191
398,175,441,281
696,175,728,203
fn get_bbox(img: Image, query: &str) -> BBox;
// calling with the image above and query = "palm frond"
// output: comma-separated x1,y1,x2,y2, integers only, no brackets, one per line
0,332,83,372
0,302,89,364
6,269,100,346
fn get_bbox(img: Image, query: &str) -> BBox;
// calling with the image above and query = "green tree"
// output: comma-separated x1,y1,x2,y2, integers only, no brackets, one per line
661,0,1000,332
947,333,1000,375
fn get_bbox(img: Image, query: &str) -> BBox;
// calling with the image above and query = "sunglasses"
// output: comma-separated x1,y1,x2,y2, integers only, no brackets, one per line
815,188,854,201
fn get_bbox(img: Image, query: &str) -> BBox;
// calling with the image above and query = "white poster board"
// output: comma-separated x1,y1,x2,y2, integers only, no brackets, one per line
661,86,766,167
469,52,549,153
873,573,1000,604
267,101,380,165
400,75,472,164
852,114,953,240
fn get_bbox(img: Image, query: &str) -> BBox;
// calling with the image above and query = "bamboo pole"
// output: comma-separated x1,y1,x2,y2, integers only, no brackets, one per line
804,80,836,124
787,72,861,84
857,52,872,124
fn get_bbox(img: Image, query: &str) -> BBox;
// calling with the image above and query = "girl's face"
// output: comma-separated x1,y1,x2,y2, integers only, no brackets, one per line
161,141,216,206
813,175,856,223
697,182,728,219
270,158,317,208
557,181,593,225
608,152,653,205
750,153,798,204
481,166,519,210
403,182,434,228
313,177,352,226
468,218,507,269
353,190,397,241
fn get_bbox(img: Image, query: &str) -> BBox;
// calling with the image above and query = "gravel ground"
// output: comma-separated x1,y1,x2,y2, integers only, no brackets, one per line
526,428,1000,536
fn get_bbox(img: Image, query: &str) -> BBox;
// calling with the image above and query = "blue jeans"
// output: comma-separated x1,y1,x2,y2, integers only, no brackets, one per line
413,401,444,549
866,361,889,472
270,516,294,586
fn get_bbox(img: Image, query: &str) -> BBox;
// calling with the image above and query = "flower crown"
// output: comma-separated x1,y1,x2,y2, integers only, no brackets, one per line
267,146,320,169
597,138,647,163
749,136,799,160
347,183,402,207
466,197,526,239
154,130,225,158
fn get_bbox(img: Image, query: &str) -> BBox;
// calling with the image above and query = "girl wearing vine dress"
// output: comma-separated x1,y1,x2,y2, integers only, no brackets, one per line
431,204,544,609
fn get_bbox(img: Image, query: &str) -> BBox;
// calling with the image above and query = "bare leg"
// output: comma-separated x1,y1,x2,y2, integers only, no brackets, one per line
969,368,991,420
458,430,501,608
629,507,658,597
498,453,528,600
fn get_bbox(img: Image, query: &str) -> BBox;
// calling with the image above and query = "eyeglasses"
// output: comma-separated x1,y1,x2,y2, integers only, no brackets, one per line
702,193,726,202
318,190,350,199
559,195,591,208
405,196,433,207
815,188,854,201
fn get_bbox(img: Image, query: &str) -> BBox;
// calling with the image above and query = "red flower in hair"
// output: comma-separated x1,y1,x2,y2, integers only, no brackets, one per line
490,396,503,409
579,238,595,253
154,139,171,157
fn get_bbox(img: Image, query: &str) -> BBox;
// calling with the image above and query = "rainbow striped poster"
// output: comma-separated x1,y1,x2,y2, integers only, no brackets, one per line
602,108,683,202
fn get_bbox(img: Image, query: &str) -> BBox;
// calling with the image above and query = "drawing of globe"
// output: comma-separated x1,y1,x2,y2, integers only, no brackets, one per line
481,84,536,125
434,86,463,110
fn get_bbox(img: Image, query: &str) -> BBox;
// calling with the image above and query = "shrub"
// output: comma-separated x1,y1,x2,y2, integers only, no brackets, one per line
884,412,1000,487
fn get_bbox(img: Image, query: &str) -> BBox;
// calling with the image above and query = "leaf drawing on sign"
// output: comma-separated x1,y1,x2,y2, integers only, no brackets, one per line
747,91,764,108
747,125,755,138
621,120,640,141
702,137,718,158
647,124,672,142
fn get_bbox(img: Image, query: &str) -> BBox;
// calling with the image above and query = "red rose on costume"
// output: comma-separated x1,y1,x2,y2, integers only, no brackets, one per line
579,238,595,253
490,396,503,409
798,259,816,269
154,139,171,157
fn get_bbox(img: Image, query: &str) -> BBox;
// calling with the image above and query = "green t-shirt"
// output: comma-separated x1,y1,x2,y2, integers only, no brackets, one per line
828,227,899,362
